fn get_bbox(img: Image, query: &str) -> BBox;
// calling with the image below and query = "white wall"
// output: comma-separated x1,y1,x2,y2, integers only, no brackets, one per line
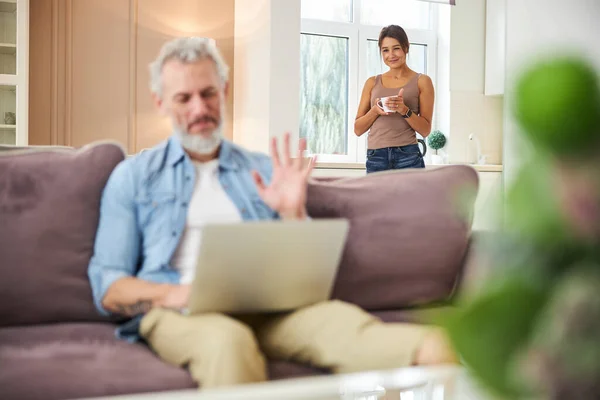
484,0,506,96
233,0,300,153
503,0,600,186
447,0,504,166
434,4,451,144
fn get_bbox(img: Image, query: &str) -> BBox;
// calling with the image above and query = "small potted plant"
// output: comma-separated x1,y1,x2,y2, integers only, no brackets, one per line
427,130,447,165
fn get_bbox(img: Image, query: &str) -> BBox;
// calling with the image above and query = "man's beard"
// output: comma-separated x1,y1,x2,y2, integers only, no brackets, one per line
174,109,224,155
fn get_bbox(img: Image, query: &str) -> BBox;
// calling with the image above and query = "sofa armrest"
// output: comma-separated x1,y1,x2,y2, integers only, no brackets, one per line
451,230,501,301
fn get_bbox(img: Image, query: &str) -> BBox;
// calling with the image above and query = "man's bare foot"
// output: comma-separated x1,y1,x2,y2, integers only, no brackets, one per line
413,328,460,365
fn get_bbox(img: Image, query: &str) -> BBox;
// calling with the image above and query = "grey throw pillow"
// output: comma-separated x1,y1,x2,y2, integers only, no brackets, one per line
0,142,125,326
306,166,479,311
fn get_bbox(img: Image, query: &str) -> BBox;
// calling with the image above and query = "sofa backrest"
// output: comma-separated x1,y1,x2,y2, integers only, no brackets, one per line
0,142,125,327
0,142,477,326
307,166,479,311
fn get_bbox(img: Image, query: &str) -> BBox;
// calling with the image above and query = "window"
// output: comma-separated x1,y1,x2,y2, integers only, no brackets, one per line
300,34,349,155
300,0,437,163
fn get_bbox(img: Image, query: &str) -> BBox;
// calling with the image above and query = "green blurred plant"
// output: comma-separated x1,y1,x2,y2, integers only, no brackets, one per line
441,56,600,399
514,57,600,156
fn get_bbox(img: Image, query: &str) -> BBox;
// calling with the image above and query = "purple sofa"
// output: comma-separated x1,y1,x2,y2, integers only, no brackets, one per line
0,143,479,400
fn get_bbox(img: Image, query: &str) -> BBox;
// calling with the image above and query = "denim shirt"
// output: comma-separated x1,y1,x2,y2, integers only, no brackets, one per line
88,136,277,342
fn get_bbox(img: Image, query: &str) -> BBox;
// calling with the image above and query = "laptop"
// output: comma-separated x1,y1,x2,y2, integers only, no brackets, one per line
187,218,350,315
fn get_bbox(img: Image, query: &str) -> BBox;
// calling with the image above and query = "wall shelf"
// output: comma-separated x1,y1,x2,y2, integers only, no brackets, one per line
0,1,17,14
0,43,17,55
0,0,27,146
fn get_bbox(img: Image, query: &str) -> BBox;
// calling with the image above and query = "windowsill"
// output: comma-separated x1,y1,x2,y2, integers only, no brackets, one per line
314,162,366,170
315,161,503,173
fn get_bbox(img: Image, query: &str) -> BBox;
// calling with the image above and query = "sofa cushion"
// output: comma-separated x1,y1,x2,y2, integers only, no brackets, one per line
307,166,478,311
0,142,124,327
268,361,327,380
372,306,458,324
0,323,195,400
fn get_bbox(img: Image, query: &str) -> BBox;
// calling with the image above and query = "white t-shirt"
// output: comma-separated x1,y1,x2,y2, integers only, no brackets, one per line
170,160,242,284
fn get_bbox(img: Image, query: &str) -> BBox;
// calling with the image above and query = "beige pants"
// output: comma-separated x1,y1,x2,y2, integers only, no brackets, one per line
140,300,430,388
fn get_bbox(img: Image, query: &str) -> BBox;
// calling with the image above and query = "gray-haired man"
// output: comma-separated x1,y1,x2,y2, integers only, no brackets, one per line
88,37,457,389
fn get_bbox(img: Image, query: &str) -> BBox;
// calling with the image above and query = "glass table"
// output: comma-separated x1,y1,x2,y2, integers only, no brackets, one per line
84,366,492,400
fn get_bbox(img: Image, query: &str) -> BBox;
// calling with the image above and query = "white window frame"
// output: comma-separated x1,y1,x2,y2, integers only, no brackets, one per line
301,0,438,164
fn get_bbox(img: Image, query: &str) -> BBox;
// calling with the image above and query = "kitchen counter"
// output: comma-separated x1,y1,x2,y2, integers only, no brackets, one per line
315,162,503,173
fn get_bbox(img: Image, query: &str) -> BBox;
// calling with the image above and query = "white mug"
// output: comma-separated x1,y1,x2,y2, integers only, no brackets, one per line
376,96,398,113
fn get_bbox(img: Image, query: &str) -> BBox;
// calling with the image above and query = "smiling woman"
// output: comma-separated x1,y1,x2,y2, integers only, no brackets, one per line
354,24,435,173
299,0,437,165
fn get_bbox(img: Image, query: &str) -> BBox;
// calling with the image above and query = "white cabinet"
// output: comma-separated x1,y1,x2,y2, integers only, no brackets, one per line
472,170,503,231
0,0,28,145
484,0,506,96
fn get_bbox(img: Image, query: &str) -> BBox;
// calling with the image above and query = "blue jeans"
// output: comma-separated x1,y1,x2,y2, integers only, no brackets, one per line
366,144,426,174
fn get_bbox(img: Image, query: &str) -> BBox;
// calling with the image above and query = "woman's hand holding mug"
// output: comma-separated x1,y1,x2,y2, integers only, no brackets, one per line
376,88,409,115
372,98,391,116
376,96,398,114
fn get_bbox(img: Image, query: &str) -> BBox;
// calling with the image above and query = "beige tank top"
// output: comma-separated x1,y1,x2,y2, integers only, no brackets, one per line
368,73,421,149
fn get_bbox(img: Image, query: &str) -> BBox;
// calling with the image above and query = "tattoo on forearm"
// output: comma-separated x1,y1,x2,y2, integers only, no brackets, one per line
116,300,153,316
